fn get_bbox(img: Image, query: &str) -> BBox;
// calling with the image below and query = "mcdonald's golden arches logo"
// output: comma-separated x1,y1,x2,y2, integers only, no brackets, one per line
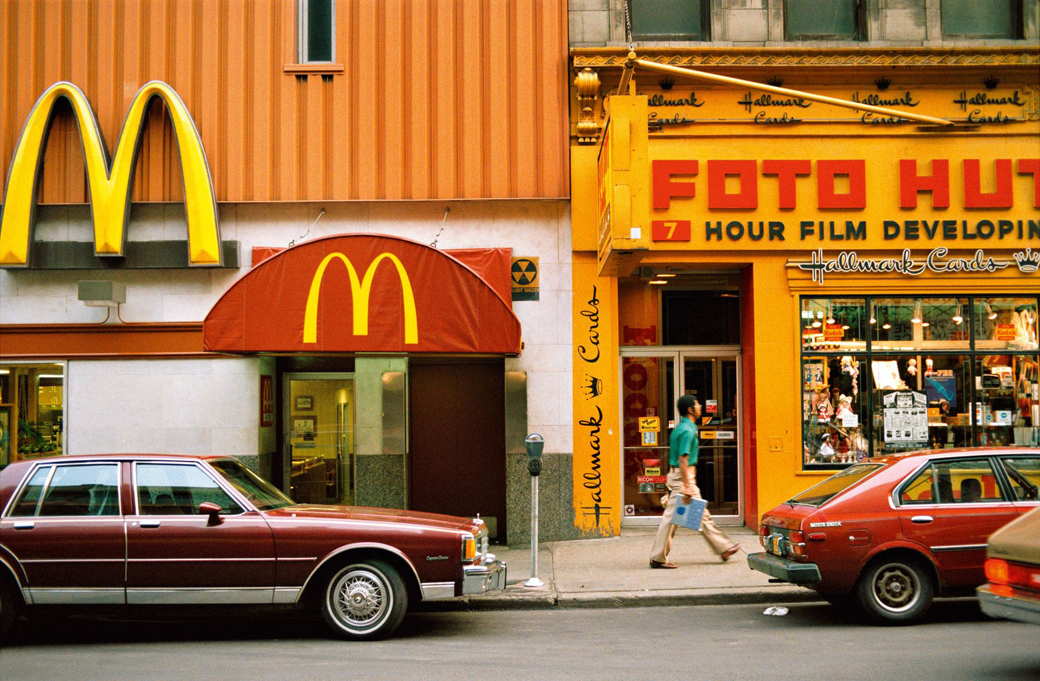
303,252,418,344
0,80,221,267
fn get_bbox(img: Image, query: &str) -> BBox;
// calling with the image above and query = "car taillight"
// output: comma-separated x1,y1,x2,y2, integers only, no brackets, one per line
988,559,1040,593
758,524,769,548
985,559,1009,584
788,531,807,559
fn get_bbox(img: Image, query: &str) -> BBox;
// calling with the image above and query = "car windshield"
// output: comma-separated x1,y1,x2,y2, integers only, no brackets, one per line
788,463,885,507
209,459,295,511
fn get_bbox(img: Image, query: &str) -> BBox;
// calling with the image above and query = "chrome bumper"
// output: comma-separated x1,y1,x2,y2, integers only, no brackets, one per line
747,551,822,585
978,584,1040,625
462,554,507,595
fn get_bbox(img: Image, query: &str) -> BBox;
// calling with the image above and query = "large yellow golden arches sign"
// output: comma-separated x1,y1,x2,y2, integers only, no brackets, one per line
0,80,221,267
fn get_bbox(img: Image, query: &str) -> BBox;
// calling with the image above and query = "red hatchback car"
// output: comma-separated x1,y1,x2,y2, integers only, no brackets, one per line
0,454,505,641
749,447,1040,623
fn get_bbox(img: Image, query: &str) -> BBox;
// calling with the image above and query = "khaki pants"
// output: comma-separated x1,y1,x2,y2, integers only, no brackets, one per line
650,468,736,563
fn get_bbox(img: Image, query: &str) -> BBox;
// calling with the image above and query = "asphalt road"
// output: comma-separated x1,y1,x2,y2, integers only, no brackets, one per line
0,600,1037,681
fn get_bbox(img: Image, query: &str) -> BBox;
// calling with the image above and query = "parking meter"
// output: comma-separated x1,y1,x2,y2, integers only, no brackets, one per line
524,433,545,588
525,433,544,476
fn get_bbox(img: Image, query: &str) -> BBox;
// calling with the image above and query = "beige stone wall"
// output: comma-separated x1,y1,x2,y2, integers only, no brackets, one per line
569,0,1040,46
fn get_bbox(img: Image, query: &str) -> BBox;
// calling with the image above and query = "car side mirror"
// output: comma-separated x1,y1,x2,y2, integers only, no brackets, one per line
198,501,224,526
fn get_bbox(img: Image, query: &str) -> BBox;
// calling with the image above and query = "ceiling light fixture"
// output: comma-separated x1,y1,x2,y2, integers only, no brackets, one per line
911,299,922,324
985,301,998,320
656,273,677,278
869,302,876,325
649,279,668,285
882,323,892,330
812,320,822,328
952,304,963,324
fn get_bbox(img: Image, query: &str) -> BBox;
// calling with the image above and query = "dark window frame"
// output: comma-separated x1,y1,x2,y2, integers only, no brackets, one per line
784,0,864,41
940,0,1022,39
628,0,712,42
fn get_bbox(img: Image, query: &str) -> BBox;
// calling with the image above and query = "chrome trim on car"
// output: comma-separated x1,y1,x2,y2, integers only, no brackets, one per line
127,557,277,563
421,582,456,600
30,588,126,605
21,558,125,564
931,543,987,552
130,460,256,516
978,584,1040,625
3,462,124,519
273,588,302,604
296,542,423,604
462,556,507,595
13,521,34,530
126,587,274,605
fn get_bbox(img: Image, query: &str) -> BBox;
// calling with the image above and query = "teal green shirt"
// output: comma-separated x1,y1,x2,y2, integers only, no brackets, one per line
669,417,699,467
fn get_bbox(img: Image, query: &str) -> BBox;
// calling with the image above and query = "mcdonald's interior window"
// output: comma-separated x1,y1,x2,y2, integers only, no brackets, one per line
288,377,355,506
802,356,869,467
801,298,866,353
0,364,65,467
974,298,1038,352
300,0,335,63
629,0,710,41
785,0,861,40
940,0,1020,38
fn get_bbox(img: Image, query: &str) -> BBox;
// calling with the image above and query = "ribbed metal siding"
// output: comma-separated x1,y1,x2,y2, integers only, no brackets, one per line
0,0,569,203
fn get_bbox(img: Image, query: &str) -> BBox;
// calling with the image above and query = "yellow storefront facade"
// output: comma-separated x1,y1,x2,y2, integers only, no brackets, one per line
570,47,1040,536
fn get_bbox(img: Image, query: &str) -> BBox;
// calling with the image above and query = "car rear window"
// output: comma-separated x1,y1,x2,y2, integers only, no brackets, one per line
788,463,885,506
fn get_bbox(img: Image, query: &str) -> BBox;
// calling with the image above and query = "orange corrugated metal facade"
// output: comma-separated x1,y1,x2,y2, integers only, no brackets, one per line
0,0,569,203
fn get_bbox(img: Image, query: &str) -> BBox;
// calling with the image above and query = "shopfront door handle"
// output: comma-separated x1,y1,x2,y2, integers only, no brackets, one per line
911,516,933,524
139,519,161,529
13,521,34,530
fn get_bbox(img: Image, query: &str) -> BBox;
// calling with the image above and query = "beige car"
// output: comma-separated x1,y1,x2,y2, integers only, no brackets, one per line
977,505,1040,625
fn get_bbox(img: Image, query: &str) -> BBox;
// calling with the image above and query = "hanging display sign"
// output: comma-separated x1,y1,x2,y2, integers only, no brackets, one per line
994,324,1018,341
883,391,929,445
638,416,660,432
791,247,1038,284
260,376,275,428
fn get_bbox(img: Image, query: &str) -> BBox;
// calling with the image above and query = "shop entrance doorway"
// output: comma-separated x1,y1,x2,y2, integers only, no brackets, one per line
620,348,742,526
283,373,356,505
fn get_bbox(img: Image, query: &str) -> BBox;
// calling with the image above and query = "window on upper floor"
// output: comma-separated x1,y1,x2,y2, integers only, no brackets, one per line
629,0,711,41
785,0,862,40
941,0,1021,38
299,0,335,63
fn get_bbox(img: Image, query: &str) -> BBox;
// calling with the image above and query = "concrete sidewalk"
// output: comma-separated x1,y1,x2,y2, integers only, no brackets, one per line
426,526,821,612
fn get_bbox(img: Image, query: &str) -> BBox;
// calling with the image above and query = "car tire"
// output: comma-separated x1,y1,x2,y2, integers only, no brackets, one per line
320,559,408,640
0,579,19,641
856,555,934,624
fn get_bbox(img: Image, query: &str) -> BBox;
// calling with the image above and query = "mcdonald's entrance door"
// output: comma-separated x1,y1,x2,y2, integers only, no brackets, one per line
284,373,356,505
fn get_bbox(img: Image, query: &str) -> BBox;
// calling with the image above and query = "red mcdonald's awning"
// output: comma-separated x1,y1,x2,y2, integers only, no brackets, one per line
204,234,521,355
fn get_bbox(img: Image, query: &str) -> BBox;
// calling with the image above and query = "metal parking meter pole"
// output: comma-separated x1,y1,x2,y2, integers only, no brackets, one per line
524,433,544,588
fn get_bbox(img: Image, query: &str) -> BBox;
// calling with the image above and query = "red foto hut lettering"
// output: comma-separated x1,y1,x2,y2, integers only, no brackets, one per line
651,158,1040,242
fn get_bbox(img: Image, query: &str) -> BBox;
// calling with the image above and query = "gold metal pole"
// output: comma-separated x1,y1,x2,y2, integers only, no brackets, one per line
616,51,637,96
634,59,955,127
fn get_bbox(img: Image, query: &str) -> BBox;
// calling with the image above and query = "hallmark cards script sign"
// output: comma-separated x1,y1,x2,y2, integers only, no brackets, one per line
792,247,1038,284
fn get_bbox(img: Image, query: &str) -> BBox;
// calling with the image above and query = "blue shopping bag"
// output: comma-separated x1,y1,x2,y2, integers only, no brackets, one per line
670,496,707,531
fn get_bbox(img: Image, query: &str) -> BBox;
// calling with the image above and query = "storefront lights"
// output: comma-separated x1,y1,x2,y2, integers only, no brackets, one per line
649,279,668,285
868,302,876,325
985,301,998,320
952,304,963,324
910,299,922,324
825,303,835,325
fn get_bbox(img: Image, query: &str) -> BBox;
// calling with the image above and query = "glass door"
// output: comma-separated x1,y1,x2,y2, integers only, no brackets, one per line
284,373,356,505
620,352,678,521
682,353,741,518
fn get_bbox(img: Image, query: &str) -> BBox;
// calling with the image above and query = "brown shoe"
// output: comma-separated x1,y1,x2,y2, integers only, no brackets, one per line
649,560,678,569
720,546,741,562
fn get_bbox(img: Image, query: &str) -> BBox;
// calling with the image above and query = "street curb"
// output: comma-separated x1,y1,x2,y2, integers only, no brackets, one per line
417,587,821,612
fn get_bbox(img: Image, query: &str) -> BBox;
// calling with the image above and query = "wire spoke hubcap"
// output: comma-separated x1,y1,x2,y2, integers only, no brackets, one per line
331,569,389,629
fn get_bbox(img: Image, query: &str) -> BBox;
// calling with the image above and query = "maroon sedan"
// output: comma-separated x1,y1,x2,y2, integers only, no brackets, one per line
0,454,505,640
749,447,1040,623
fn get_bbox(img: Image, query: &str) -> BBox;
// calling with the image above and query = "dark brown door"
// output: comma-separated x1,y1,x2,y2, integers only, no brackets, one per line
409,361,506,539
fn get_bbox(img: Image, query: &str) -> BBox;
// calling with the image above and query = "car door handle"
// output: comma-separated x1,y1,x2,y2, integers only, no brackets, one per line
139,519,161,529
13,521,34,530
911,516,933,524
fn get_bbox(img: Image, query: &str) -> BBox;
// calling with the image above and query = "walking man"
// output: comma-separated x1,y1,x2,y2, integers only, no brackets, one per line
650,395,740,568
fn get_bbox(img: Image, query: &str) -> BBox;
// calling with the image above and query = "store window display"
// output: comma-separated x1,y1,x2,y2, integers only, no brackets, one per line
800,295,1039,469
0,364,65,467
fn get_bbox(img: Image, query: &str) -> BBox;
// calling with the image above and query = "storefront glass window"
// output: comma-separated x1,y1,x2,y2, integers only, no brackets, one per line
802,355,869,466
801,298,866,353
0,363,65,467
621,356,675,517
974,354,1039,447
800,295,1037,470
974,297,1038,352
